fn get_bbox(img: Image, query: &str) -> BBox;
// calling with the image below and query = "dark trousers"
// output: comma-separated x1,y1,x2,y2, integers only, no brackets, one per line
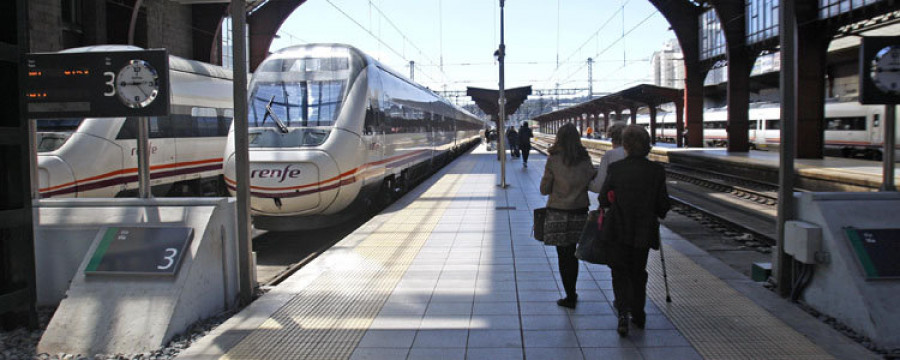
608,242,650,316
521,145,531,163
556,244,579,298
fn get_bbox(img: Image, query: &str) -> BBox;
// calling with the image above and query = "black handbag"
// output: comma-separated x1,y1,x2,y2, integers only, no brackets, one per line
533,207,547,241
575,209,608,264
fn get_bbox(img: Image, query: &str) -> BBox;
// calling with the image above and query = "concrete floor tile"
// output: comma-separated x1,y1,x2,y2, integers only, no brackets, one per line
349,347,410,360
469,315,522,330
413,329,469,348
467,330,523,348
522,315,573,330
581,347,643,360
465,348,525,360
522,330,580,348
524,347,585,360
358,330,417,348
406,348,466,360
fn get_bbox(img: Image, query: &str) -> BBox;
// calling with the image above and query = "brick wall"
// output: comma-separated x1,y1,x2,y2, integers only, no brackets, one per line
146,0,192,59
28,0,61,52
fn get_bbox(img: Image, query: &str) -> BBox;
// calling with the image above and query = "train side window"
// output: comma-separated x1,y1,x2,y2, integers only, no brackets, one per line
150,117,171,138
749,120,758,130
765,119,780,130
874,114,880,128
192,107,219,137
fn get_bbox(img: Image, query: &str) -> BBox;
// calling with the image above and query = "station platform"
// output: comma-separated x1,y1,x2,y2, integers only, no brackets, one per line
177,144,877,360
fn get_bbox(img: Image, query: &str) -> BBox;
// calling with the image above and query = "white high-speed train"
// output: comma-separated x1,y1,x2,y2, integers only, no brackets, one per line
37,45,233,198
223,44,484,230
637,102,900,159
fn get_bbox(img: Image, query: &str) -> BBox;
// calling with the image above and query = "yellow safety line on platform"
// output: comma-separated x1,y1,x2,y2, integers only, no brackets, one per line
646,245,834,360
220,165,474,359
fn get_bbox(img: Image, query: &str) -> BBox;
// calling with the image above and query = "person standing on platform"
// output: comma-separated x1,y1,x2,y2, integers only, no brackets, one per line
518,121,533,167
540,123,597,309
598,125,671,336
588,123,626,193
506,126,519,158
585,126,593,139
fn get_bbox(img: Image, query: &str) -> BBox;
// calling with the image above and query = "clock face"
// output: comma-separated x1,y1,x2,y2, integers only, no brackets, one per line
871,46,900,96
116,60,160,108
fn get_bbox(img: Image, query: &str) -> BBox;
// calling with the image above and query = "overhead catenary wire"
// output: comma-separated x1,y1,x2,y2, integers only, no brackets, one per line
545,0,630,83
557,8,660,86
323,0,443,84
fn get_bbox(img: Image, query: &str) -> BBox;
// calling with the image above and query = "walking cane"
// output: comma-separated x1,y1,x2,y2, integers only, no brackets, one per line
659,243,672,303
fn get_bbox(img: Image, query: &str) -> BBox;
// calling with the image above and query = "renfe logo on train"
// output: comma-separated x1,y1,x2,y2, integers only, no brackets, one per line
251,165,301,183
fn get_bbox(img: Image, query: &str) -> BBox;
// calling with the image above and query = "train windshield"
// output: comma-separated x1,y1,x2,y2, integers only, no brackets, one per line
248,55,352,148
36,118,82,152
248,81,344,147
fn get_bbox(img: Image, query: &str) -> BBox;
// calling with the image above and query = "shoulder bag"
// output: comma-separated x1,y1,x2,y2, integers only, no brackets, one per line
532,207,547,241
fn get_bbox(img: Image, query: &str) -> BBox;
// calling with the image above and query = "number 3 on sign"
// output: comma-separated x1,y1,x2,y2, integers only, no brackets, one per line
158,248,178,270
103,71,116,96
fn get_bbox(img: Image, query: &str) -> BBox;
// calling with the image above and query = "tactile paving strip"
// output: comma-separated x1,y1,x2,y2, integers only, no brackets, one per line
645,246,835,360
221,162,475,360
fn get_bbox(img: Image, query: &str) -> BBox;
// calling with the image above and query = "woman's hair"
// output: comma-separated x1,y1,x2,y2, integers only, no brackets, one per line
548,123,590,166
607,123,626,145
622,124,651,157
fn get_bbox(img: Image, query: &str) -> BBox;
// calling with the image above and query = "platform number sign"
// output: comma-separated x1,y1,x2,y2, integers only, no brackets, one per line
860,36,900,105
24,49,169,118
844,227,900,280
85,226,193,276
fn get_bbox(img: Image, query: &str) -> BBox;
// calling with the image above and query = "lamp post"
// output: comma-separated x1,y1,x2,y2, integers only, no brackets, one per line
497,0,507,188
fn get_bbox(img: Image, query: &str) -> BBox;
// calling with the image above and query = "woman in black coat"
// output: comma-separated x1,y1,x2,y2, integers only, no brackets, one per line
597,125,671,336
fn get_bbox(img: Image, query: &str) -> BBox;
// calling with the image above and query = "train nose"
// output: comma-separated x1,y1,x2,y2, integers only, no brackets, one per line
224,151,339,215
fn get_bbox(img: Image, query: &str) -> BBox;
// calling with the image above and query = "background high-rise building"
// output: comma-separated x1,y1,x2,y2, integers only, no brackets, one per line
650,39,684,89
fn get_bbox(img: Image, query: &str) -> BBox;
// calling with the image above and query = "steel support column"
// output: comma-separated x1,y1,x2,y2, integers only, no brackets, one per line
675,101,685,147
795,7,830,159
649,105,658,145
726,53,752,152
684,61,706,147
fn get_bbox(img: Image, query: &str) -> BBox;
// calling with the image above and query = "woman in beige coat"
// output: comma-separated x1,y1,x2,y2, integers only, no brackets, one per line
540,123,597,308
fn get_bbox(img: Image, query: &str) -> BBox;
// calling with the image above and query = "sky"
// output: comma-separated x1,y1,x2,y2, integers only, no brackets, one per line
270,0,675,100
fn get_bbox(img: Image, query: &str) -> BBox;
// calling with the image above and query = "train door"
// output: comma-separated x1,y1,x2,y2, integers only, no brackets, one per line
115,117,176,194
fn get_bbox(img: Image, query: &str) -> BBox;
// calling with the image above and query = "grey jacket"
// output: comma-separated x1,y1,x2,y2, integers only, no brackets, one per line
540,154,596,210
588,146,626,193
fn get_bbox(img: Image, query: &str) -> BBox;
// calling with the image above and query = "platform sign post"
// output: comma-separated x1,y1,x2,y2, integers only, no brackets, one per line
859,36,900,192
24,49,170,199
775,0,798,297
231,0,254,305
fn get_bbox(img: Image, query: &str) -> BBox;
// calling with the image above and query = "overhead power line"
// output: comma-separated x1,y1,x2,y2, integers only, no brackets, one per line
323,0,443,84
558,9,660,85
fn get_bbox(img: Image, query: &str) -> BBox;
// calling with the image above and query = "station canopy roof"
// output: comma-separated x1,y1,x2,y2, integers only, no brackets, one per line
533,84,682,123
466,86,533,123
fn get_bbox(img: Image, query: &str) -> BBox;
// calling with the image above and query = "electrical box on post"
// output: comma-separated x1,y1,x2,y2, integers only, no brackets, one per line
785,220,822,264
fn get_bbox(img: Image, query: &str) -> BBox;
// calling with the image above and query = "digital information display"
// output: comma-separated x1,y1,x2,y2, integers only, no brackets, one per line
844,227,900,280
24,49,170,118
85,226,193,276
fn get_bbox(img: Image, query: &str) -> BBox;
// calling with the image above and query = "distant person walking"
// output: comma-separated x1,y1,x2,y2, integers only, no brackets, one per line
585,126,593,138
540,123,596,309
597,125,671,336
506,126,519,158
518,121,533,167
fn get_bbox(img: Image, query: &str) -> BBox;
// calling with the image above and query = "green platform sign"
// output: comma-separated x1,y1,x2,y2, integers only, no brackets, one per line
85,226,193,276
844,227,900,280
